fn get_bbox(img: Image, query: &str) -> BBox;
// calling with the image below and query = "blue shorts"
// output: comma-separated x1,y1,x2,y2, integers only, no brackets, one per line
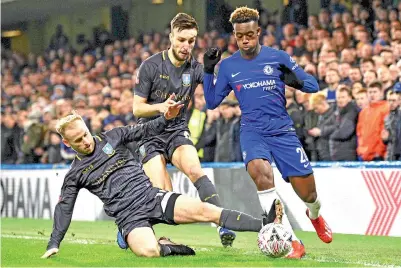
240,130,313,182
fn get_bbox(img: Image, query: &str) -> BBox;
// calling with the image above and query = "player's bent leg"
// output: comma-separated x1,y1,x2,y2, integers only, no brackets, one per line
126,227,195,257
173,195,263,232
248,159,303,253
171,145,205,183
126,227,161,257
172,145,236,247
143,154,172,191
289,173,317,203
289,174,332,243
247,159,275,191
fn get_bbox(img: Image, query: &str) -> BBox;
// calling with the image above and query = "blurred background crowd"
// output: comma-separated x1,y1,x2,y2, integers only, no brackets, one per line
1,0,401,164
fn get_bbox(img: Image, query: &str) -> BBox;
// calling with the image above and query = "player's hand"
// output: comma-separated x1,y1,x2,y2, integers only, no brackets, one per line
41,248,59,259
158,93,177,114
278,64,304,90
203,48,222,74
164,101,184,120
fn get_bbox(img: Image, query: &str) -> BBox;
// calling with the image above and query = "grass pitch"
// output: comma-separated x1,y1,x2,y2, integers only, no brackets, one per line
1,218,401,267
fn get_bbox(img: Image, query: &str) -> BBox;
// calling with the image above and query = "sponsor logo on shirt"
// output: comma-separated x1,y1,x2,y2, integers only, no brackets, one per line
231,72,241,77
160,74,170,80
93,158,127,185
182,73,191,86
82,164,94,174
238,79,276,91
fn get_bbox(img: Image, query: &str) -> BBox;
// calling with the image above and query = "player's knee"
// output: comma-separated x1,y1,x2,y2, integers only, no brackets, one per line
135,244,160,257
197,202,216,222
248,163,274,189
304,191,317,203
187,164,204,181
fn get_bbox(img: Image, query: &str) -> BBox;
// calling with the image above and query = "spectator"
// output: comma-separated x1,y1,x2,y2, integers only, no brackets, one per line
20,110,45,163
351,81,364,99
214,99,237,162
322,68,341,105
338,62,351,84
363,70,377,87
297,92,318,161
357,81,390,161
1,113,19,163
196,109,219,162
329,87,359,161
377,66,396,97
286,87,305,144
349,67,363,84
354,88,370,110
360,58,375,74
382,87,401,160
188,85,207,160
329,0,347,14
228,102,242,162
49,25,70,51
308,93,336,161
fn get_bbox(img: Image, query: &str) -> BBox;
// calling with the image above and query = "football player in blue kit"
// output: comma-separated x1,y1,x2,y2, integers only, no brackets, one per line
203,6,333,259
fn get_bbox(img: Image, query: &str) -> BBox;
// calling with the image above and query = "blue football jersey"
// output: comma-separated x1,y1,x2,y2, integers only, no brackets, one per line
204,46,319,135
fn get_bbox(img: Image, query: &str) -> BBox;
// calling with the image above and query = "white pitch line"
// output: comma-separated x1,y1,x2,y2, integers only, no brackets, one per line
2,235,400,267
1,234,108,245
303,256,399,268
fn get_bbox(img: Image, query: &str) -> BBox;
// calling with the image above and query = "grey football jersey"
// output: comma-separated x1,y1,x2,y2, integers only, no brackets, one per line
134,51,203,132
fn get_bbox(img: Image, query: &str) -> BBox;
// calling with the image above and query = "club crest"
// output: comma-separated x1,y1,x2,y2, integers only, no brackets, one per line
182,73,191,86
102,143,115,156
139,145,146,157
263,65,273,75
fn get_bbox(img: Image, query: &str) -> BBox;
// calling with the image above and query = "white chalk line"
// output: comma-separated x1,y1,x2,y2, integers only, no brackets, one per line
2,234,400,267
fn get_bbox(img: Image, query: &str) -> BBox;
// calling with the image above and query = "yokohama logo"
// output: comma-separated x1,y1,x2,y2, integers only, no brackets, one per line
362,170,401,236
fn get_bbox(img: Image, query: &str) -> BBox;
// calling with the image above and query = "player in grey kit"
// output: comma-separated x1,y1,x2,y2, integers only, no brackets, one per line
41,102,268,259
128,12,235,248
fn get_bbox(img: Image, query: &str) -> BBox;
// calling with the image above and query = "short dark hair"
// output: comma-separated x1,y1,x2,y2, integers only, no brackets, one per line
368,81,383,89
338,86,352,97
229,6,259,24
170,13,198,32
356,88,367,95
361,58,374,65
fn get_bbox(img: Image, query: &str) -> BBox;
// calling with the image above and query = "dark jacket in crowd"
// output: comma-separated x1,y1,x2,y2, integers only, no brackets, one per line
214,117,236,162
329,102,359,161
229,116,242,162
303,110,319,161
1,124,20,163
383,108,401,161
196,121,217,162
315,106,336,161
287,102,305,144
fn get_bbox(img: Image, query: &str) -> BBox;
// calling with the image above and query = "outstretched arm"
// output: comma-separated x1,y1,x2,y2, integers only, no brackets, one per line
109,95,184,144
42,174,79,258
203,48,232,109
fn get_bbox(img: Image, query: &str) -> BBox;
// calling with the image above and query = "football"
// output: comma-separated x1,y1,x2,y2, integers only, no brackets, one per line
257,223,293,258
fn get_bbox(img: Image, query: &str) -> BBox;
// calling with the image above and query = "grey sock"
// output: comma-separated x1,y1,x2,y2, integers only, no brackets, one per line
194,175,222,207
219,209,263,232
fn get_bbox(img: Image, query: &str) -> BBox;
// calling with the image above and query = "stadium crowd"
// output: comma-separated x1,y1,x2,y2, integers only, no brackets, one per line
1,0,401,164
